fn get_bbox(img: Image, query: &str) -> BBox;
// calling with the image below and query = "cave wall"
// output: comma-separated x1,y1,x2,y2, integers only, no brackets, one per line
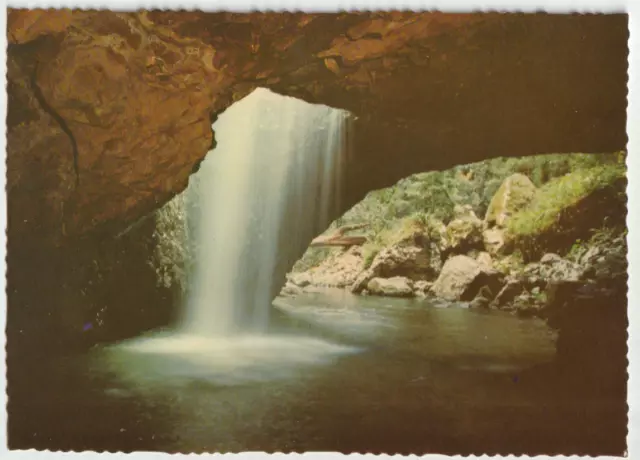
7,11,628,248
6,215,177,359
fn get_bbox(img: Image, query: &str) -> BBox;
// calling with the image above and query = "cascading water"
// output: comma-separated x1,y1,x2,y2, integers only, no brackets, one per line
182,88,346,336
114,88,357,384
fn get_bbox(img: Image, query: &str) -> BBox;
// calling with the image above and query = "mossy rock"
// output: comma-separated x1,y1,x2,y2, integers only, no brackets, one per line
484,173,537,228
507,164,627,261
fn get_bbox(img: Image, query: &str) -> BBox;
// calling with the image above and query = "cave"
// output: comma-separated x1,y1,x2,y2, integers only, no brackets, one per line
5,9,629,456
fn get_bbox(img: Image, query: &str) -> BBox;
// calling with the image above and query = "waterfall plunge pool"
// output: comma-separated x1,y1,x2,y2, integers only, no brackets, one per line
12,289,625,455
108,88,353,384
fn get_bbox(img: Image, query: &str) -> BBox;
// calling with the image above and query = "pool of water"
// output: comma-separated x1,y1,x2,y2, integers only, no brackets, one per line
8,289,626,455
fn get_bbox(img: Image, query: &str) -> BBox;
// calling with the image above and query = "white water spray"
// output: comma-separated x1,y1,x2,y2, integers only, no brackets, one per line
114,89,357,382
182,88,347,336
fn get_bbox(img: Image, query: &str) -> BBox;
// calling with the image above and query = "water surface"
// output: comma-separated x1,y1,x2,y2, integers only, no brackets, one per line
9,290,625,455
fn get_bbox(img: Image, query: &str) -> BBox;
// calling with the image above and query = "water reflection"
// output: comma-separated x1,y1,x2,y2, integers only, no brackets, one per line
18,290,608,454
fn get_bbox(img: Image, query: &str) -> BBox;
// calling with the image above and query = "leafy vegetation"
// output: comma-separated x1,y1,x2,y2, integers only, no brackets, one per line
292,151,625,272
508,162,626,237
507,154,626,260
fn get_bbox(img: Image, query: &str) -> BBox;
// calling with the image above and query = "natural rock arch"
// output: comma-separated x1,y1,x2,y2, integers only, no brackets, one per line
7,10,628,248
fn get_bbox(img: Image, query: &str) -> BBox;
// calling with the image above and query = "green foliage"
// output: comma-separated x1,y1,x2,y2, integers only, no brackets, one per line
567,238,585,261
531,290,547,304
292,151,624,271
484,173,536,227
292,247,336,272
507,162,626,238
362,244,381,269
151,190,191,291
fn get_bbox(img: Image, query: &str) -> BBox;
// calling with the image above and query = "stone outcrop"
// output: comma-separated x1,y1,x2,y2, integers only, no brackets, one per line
484,173,537,228
6,217,176,354
443,205,484,256
510,174,627,261
367,277,414,297
6,11,628,248
350,230,442,293
483,173,537,255
431,254,503,302
413,280,434,297
493,280,525,308
305,246,365,288
522,253,583,288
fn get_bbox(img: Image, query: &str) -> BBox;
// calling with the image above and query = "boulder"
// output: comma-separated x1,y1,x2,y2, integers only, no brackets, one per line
579,234,628,282
482,227,506,256
540,253,564,265
523,253,583,284
512,292,545,317
350,230,442,294
444,209,484,256
431,255,504,301
493,279,525,308
366,277,414,297
306,246,365,288
288,272,312,287
469,285,493,309
476,251,493,268
413,280,433,297
279,281,303,297
484,173,537,229
469,294,491,309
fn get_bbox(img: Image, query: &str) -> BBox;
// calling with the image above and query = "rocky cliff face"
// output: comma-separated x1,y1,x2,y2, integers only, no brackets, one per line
7,11,628,247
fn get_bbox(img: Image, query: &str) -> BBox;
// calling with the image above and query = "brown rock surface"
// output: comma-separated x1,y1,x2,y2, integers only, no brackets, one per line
431,254,504,301
6,11,628,247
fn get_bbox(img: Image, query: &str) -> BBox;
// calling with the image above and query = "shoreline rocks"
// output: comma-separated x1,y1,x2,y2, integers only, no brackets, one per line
284,169,627,333
431,254,503,302
367,276,414,297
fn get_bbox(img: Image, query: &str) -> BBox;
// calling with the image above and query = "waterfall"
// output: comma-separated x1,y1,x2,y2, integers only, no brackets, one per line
114,89,358,383
181,88,347,337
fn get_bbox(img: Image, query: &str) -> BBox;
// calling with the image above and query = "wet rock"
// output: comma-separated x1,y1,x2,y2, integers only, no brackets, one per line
413,280,433,297
366,276,414,297
431,255,504,301
279,281,303,297
469,291,491,309
513,292,544,318
493,279,524,308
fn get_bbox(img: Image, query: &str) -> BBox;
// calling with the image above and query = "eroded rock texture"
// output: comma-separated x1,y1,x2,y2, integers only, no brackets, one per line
7,11,628,247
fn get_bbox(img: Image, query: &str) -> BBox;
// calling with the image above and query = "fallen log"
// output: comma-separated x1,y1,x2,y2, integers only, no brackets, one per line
309,235,367,247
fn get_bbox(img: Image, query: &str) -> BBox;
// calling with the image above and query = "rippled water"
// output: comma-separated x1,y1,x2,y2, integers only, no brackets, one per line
8,290,626,455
